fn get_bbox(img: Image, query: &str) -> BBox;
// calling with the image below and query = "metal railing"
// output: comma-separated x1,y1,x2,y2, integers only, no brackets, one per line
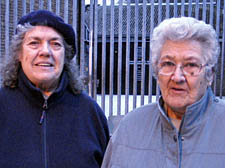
0,0,225,132
84,0,225,132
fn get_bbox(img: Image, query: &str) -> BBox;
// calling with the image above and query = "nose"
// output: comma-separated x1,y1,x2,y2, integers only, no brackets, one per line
39,42,52,57
171,65,186,83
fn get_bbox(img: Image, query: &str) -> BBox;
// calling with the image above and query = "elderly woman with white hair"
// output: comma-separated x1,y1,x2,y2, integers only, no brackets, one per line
0,10,109,168
101,17,225,168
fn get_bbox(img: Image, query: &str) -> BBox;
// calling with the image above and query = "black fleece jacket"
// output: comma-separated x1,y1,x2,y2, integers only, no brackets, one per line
0,70,109,168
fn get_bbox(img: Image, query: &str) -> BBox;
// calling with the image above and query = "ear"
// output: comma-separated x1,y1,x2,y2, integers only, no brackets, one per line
205,67,214,86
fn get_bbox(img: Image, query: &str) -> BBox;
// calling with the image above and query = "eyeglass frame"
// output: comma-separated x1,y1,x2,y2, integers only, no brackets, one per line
157,61,209,76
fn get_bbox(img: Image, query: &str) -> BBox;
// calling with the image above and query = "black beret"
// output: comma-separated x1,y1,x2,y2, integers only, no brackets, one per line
17,10,76,59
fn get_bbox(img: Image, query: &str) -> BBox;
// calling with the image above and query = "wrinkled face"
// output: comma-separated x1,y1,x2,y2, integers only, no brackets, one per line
19,26,65,90
158,40,208,113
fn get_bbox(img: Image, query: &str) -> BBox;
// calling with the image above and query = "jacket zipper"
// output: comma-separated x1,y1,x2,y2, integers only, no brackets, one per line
40,99,48,168
40,99,47,124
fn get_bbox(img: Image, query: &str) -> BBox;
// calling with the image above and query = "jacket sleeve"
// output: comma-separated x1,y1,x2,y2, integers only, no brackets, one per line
101,124,123,168
101,138,113,168
91,101,110,167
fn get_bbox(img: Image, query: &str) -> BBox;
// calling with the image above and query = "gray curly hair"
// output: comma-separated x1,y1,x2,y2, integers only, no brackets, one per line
0,23,84,94
150,17,220,84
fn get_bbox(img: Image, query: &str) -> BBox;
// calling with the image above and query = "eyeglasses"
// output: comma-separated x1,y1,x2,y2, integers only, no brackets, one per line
158,61,207,76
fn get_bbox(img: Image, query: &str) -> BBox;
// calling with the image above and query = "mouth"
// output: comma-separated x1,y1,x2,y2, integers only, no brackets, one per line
171,87,185,91
35,63,54,67
170,87,187,95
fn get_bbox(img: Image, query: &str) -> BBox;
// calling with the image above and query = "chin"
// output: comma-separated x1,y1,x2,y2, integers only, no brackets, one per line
167,101,188,112
36,74,57,81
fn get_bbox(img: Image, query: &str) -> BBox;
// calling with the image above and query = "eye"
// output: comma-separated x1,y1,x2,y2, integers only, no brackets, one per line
53,42,61,46
28,41,39,45
184,62,200,68
51,41,63,49
27,41,40,48
160,61,175,67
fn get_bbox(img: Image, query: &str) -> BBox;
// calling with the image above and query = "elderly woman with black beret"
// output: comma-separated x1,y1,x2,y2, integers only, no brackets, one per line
0,10,109,168
102,17,225,168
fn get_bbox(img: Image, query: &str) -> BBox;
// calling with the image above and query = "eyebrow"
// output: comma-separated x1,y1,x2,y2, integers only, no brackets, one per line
160,55,174,60
183,56,201,61
160,55,201,62
25,36,63,42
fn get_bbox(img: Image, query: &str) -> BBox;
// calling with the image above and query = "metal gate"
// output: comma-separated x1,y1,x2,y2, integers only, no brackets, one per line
83,0,225,132
1,0,225,132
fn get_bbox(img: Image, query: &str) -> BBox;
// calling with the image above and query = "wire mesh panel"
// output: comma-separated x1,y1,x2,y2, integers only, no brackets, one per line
84,0,225,132
0,0,79,63
0,0,224,133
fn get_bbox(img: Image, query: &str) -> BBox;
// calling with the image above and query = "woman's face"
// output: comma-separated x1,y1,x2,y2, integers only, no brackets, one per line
19,26,65,92
157,40,208,113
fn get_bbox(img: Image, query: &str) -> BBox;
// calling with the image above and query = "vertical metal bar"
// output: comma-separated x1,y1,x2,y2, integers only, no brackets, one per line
209,0,214,25
13,0,18,30
188,0,193,17
158,0,162,22
166,0,169,20
219,5,225,98
0,0,2,83
56,0,60,15
80,0,85,76
73,0,78,42
141,0,147,106
30,0,34,12
214,0,221,94
156,0,162,100
133,0,139,109
39,0,44,9
72,0,78,81
88,0,94,97
93,0,99,100
195,0,200,19
117,0,123,115
202,0,207,21
101,0,107,111
0,0,1,60
174,0,178,17
48,0,52,11
22,0,26,15
5,0,10,60
148,0,154,103
109,0,115,116
181,0,185,16
64,0,69,23
125,0,131,114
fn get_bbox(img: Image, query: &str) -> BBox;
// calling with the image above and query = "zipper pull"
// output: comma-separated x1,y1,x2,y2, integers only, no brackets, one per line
43,99,48,109
39,110,45,124
39,99,48,124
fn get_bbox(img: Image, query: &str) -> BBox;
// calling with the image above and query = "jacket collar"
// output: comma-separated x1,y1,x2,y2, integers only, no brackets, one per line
18,69,69,108
158,87,214,133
